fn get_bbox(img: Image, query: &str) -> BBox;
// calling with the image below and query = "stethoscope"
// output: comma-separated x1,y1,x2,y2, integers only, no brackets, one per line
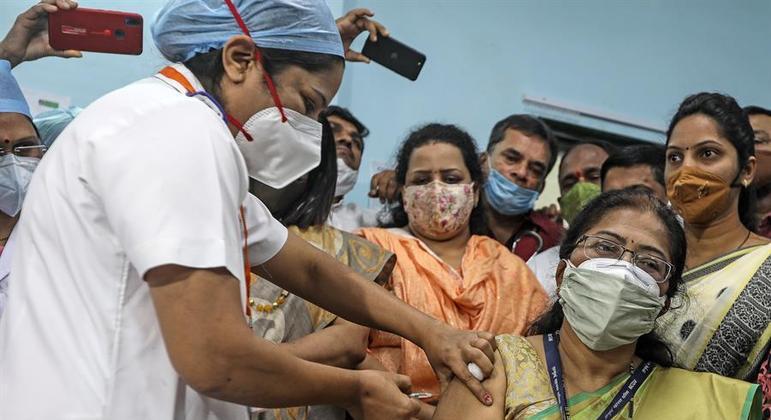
510,229,545,257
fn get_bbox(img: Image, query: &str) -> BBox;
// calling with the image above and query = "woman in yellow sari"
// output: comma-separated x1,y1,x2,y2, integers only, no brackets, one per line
656,93,771,383
435,189,761,419
359,124,548,416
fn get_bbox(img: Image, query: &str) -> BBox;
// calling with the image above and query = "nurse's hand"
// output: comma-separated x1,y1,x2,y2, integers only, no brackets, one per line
336,8,389,63
420,322,497,406
347,370,420,420
0,0,82,69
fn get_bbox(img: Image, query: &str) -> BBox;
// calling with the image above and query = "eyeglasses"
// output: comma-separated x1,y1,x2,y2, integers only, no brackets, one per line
0,145,47,159
576,234,673,283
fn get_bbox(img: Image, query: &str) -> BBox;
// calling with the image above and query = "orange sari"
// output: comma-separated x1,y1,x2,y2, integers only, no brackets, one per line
358,227,548,397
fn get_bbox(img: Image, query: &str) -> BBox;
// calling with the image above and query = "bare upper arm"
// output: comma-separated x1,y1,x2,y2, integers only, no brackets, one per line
433,349,507,420
146,264,250,392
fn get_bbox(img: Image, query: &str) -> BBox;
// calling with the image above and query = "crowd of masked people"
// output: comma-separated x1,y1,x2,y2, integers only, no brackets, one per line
1,0,770,419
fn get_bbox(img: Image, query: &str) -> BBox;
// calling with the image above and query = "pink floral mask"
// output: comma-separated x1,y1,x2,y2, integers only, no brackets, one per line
403,181,475,237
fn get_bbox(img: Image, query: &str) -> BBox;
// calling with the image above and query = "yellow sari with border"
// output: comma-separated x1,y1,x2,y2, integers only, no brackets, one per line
655,244,771,380
496,334,761,419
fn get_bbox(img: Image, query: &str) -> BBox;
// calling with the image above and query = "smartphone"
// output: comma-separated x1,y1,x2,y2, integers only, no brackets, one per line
362,36,426,81
48,8,143,55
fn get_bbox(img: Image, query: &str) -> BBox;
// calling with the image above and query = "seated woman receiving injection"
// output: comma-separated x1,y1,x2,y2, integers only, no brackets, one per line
359,124,547,412
434,188,761,420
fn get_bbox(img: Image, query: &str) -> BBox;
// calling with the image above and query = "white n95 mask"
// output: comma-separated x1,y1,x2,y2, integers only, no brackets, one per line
235,107,322,189
577,257,662,297
335,158,359,198
0,154,39,217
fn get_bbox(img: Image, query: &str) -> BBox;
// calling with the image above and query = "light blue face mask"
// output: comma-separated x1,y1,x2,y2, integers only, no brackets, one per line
484,162,540,216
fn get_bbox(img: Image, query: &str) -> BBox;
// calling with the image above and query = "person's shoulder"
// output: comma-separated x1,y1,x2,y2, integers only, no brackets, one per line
495,335,553,418
527,212,563,241
76,77,226,138
654,365,752,386
358,227,414,248
470,234,509,251
471,234,530,265
635,366,760,420
529,246,561,265
495,334,532,351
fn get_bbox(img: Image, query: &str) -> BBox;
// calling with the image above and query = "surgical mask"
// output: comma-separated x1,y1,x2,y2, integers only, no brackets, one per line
559,258,665,351
403,181,475,237
558,182,601,224
0,155,39,217
667,166,738,225
335,158,358,198
235,107,322,189
484,163,539,216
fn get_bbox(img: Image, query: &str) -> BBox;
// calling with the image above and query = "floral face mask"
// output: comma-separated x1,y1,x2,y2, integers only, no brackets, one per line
403,181,475,237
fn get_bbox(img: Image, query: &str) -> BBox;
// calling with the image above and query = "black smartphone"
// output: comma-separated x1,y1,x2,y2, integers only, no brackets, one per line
362,36,426,81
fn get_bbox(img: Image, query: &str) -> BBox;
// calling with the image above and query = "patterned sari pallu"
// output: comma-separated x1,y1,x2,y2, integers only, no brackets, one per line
655,244,771,381
249,225,395,420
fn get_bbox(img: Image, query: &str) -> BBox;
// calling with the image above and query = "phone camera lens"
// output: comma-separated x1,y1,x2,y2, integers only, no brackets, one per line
115,29,126,40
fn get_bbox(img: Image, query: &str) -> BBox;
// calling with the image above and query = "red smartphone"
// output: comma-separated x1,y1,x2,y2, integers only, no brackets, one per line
48,8,143,55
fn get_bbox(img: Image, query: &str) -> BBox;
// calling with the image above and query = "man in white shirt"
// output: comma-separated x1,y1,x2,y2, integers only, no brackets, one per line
323,106,380,231
0,2,496,420
527,142,610,298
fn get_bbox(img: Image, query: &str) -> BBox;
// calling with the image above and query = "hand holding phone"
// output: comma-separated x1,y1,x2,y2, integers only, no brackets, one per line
362,36,426,81
0,0,82,68
48,8,143,56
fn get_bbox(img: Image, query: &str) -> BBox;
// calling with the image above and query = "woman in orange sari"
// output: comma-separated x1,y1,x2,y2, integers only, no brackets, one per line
358,123,548,415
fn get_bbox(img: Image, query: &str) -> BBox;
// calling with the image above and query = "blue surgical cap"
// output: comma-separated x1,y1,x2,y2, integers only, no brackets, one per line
152,0,344,63
0,60,31,119
33,107,82,147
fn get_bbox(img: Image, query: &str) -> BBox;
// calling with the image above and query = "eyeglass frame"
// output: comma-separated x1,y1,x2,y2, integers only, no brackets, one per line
573,234,674,284
0,144,47,158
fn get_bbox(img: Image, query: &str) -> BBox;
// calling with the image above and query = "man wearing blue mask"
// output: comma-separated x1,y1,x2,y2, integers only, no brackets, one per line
480,114,562,261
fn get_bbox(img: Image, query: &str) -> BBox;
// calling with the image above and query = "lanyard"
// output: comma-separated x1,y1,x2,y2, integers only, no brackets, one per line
158,65,254,319
543,333,655,420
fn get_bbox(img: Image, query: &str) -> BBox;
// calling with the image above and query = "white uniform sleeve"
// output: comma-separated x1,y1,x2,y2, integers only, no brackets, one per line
89,99,248,280
0,232,16,320
244,194,287,266
0,273,6,320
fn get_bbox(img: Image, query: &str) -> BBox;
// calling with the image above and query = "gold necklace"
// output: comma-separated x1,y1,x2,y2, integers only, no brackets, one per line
248,290,290,313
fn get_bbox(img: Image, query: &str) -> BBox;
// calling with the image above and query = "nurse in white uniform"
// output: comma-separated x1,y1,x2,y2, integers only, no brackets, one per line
0,1,497,419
